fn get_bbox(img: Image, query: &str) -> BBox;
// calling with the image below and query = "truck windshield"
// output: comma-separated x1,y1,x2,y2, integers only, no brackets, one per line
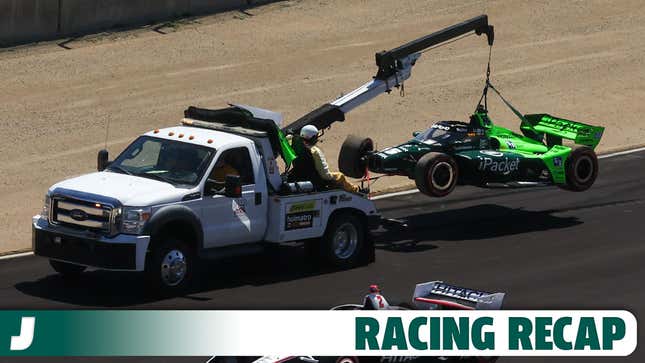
108,136,215,187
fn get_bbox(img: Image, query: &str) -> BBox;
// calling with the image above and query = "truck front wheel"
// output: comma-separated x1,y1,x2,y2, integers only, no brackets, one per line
146,238,194,295
49,260,86,277
321,213,366,268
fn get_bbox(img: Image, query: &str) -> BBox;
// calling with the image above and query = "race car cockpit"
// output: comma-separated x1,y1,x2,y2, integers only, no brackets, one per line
413,121,472,144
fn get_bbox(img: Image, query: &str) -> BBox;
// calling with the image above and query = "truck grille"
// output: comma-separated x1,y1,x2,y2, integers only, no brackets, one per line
50,196,114,233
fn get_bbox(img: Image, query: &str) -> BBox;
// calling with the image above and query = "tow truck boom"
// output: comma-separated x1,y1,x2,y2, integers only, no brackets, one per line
284,15,494,135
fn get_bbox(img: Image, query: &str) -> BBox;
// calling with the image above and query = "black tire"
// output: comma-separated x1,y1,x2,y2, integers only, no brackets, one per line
321,212,366,268
559,146,598,191
49,259,86,277
414,152,459,197
145,237,194,295
339,135,374,178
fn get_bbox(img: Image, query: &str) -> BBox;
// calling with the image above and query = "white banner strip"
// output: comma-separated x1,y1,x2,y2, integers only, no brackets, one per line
131,310,636,356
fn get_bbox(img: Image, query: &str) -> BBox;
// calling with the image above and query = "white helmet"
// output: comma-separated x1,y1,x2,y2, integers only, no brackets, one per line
299,125,319,142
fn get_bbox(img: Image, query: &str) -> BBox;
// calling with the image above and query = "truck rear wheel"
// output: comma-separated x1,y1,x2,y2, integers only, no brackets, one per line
339,135,374,178
414,152,458,197
146,237,194,295
49,259,86,277
560,146,598,192
321,212,366,268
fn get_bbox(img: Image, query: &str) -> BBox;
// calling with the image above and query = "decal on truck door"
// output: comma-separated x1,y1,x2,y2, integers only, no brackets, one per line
285,200,320,230
285,212,315,230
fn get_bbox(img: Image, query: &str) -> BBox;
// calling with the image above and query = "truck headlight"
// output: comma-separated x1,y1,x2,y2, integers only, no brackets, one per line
40,194,51,221
120,207,151,235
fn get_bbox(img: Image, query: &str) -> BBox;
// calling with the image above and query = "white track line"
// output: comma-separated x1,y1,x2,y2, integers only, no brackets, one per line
1,146,644,261
598,146,645,159
0,251,33,261
371,189,419,200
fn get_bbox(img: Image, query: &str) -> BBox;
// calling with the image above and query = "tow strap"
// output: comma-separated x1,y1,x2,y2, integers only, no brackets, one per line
487,82,530,127
476,45,530,128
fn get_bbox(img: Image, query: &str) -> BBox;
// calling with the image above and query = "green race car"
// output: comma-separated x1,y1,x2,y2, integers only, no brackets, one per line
338,106,605,197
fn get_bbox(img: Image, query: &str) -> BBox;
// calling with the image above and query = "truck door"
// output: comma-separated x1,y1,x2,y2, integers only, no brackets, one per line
201,146,268,248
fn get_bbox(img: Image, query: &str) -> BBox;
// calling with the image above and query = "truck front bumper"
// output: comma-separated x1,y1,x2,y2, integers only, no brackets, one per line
32,216,150,272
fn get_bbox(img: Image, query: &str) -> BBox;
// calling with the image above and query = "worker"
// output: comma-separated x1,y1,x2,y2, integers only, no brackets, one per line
209,155,241,189
290,125,362,193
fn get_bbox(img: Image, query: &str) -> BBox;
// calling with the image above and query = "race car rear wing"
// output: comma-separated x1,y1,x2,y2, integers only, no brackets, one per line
412,281,505,310
522,113,605,148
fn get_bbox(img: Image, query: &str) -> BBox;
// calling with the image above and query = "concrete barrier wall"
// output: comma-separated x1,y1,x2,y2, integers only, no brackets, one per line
0,0,59,46
59,0,190,37
189,0,252,16
0,0,275,47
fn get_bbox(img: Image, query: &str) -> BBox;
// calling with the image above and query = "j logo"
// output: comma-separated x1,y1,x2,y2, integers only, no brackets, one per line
10,317,35,351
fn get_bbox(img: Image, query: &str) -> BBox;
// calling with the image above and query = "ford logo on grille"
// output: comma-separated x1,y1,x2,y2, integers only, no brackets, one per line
69,209,89,221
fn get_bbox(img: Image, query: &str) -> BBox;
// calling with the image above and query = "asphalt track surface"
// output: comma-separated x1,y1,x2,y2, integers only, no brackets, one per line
1,150,644,363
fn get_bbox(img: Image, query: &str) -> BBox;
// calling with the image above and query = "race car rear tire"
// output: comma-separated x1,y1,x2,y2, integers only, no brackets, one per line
49,259,86,277
145,237,194,295
321,212,366,268
414,152,458,197
339,135,374,178
560,146,598,192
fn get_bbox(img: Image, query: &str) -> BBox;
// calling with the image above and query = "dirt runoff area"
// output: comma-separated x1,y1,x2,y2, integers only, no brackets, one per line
0,0,644,254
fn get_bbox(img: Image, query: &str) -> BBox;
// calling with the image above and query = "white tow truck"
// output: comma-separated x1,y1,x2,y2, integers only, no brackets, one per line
32,16,495,294
33,104,379,293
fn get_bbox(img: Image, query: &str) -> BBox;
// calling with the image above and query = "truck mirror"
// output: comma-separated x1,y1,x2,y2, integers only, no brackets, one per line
412,131,421,137
224,175,242,198
97,149,110,171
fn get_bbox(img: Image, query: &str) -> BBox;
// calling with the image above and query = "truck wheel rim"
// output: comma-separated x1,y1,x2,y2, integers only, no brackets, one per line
333,223,359,259
160,249,187,287
430,161,454,191
574,155,593,183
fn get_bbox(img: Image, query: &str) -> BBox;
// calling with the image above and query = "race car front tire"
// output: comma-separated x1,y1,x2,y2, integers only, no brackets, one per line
339,135,374,178
414,152,459,197
560,146,598,192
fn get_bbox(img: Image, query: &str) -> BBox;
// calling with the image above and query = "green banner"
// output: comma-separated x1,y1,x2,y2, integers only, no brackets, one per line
0,311,238,356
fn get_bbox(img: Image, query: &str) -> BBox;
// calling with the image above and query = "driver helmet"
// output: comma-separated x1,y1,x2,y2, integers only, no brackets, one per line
300,125,320,145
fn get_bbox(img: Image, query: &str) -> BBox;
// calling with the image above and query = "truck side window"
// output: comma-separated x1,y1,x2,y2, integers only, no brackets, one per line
209,147,255,186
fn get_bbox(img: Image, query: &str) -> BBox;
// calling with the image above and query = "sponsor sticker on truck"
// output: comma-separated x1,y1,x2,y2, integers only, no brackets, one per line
285,200,321,230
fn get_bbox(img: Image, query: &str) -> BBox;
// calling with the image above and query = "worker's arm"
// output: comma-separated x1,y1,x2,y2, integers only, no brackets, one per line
311,147,334,181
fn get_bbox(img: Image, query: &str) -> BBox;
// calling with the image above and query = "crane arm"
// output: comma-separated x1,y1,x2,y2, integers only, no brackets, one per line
283,15,494,135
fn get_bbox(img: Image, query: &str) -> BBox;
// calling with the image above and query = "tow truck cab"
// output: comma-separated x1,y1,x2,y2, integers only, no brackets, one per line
32,105,378,293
